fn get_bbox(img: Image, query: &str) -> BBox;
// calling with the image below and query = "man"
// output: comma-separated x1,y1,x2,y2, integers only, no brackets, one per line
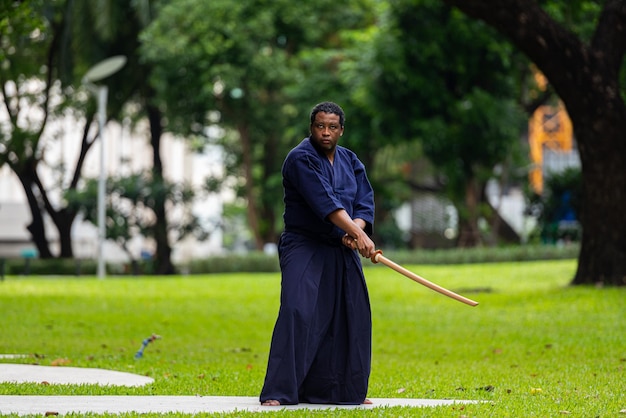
260,101,376,406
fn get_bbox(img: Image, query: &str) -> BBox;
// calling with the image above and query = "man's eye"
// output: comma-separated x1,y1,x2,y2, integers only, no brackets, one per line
316,124,339,131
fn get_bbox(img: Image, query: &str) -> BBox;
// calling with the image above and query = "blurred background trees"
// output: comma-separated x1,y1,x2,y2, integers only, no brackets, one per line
442,0,626,285
1,0,624,284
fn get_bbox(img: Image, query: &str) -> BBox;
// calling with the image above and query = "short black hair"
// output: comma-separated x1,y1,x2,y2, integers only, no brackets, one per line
310,101,345,127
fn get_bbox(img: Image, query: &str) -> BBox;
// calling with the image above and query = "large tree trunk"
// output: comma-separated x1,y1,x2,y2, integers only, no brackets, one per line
443,0,626,285
573,117,626,286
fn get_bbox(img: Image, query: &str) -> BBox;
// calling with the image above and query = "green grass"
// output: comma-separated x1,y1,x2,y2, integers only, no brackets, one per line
1,259,625,417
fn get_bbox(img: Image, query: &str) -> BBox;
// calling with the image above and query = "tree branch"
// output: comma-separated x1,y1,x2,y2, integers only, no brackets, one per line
441,1,585,90
591,0,626,76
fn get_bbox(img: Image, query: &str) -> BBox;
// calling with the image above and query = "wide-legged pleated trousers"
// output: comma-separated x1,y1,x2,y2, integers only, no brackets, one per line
259,232,372,405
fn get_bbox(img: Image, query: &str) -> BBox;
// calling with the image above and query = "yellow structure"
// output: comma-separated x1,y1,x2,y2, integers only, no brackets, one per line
528,71,574,194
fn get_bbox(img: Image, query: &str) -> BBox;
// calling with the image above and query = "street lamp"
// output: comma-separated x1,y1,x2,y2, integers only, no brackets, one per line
82,55,126,279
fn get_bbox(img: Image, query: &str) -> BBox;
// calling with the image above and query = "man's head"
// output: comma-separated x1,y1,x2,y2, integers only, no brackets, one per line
310,101,345,127
309,102,345,157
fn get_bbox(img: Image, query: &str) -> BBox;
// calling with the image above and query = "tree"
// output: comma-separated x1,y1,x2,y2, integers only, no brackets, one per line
442,0,626,285
0,0,99,258
1,0,200,273
365,0,528,247
141,0,377,250
67,0,181,274
66,171,208,274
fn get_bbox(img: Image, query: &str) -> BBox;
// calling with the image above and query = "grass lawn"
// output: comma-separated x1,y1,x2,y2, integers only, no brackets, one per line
1,259,624,417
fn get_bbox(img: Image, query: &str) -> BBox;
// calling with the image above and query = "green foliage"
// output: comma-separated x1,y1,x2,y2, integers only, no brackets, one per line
1,260,625,417
539,0,602,41
0,0,90,258
140,0,295,135
2,0,617,270
0,0,61,166
0,0,49,78
369,0,528,194
140,0,379,246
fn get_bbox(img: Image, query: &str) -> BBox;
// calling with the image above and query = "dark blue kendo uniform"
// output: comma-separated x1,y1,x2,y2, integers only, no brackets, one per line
260,137,375,405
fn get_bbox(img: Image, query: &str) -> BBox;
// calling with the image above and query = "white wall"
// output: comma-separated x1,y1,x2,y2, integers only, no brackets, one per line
0,107,225,263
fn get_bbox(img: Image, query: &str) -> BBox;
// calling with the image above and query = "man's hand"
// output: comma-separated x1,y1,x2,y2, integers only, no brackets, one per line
342,233,375,259
328,209,375,258
341,234,355,249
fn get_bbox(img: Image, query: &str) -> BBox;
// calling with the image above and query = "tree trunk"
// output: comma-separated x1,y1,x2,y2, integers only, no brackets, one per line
442,0,626,285
147,104,175,274
457,176,482,247
482,181,521,245
53,210,76,258
19,175,53,259
52,113,98,258
572,118,626,286
238,124,264,250
260,132,279,246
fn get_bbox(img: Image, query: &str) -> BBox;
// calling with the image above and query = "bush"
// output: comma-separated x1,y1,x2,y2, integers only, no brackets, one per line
183,251,280,274
377,243,579,266
1,244,579,277
0,257,97,277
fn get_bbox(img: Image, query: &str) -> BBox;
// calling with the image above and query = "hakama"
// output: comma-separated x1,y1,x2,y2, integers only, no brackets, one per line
260,138,374,405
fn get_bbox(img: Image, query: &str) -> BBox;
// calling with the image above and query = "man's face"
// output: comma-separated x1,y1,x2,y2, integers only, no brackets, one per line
310,112,344,156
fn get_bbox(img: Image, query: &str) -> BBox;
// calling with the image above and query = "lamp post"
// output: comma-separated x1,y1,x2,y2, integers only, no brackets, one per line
82,55,126,279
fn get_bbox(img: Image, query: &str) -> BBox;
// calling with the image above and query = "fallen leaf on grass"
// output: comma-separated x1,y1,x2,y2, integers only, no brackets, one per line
50,358,71,366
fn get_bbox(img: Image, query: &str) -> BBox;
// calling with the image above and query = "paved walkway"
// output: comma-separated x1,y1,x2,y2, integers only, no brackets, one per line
0,361,479,415
0,395,478,415
0,363,154,387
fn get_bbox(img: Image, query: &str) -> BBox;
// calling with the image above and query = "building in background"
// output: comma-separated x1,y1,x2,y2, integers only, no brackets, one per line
528,70,581,194
0,112,225,265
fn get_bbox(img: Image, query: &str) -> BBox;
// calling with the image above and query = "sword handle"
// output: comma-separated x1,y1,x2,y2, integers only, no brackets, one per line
371,249,383,263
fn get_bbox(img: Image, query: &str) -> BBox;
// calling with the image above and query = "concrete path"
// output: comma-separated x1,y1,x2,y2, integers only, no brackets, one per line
0,395,478,415
0,363,154,387
0,361,479,415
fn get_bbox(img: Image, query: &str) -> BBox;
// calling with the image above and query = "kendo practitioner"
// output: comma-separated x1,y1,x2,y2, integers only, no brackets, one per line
260,101,376,406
